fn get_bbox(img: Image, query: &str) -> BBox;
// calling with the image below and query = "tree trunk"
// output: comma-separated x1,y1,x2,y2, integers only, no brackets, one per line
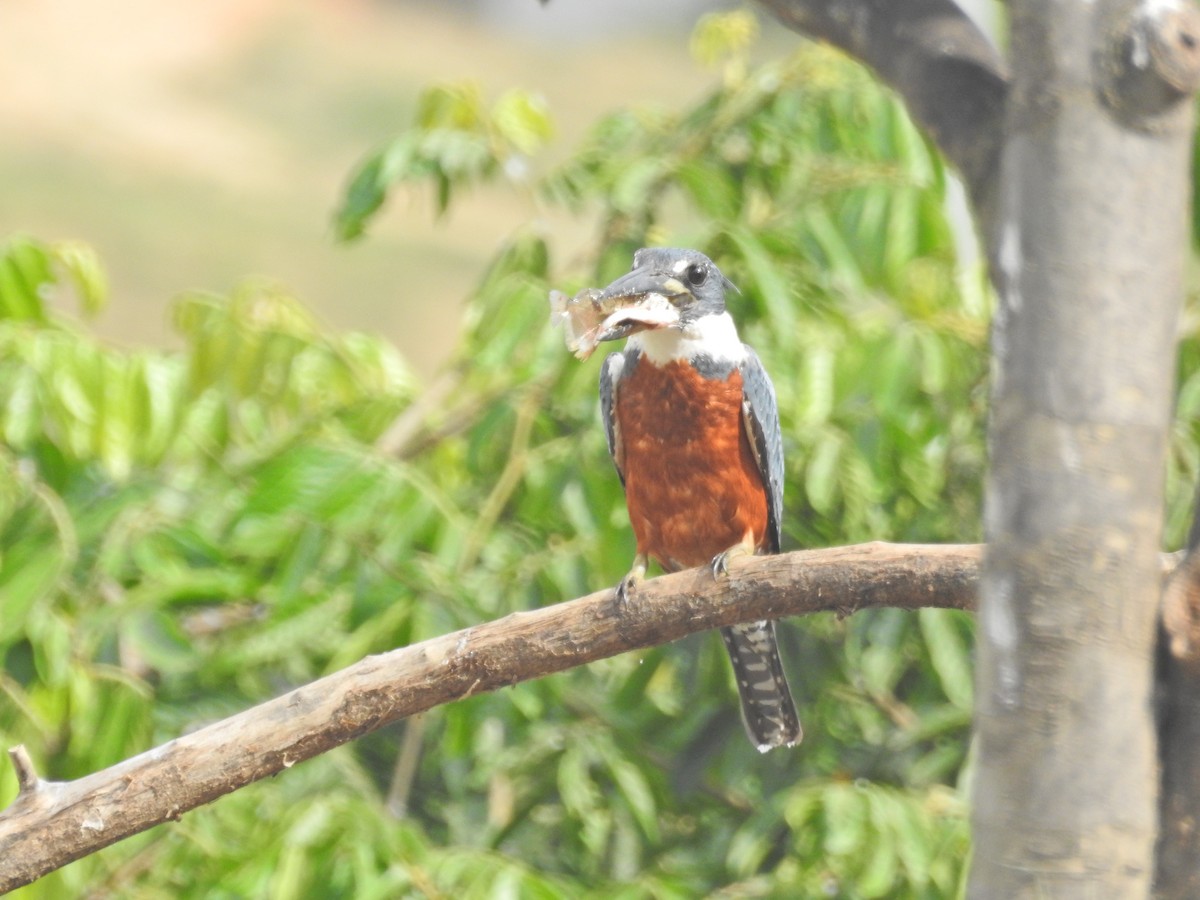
972,0,1195,895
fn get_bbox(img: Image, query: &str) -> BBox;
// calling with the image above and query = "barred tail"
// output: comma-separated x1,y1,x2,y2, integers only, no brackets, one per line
720,621,802,752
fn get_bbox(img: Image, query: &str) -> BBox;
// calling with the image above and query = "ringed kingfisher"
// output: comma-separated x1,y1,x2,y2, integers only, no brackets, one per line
591,247,802,752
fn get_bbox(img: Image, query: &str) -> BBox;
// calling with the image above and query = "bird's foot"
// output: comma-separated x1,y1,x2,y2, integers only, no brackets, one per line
615,555,648,605
712,542,754,579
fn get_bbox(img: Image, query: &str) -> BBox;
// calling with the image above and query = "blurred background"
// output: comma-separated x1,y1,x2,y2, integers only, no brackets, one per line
4,1,1127,897
0,0,735,375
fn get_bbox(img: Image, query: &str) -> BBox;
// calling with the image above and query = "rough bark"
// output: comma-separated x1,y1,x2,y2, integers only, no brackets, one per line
972,0,1197,895
0,542,978,892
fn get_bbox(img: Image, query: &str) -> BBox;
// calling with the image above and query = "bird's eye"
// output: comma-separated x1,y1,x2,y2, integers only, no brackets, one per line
685,264,707,287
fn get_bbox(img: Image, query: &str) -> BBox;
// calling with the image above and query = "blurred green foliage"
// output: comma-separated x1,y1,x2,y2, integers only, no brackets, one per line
337,82,553,239
4,11,1199,898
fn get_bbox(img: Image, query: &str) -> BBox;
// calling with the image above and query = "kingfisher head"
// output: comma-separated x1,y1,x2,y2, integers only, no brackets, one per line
594,248,738,345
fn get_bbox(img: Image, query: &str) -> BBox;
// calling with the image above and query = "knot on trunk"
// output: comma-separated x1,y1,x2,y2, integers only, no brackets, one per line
1100,0,1200,128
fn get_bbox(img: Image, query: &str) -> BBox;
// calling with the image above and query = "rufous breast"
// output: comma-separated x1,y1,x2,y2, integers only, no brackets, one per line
616,357,769,571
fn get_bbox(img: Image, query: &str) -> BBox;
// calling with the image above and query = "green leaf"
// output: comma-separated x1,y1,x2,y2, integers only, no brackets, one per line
557,745,599,818
805,432,842,515
611,157,665,216
417,81,486,130
335,152,389,241
54,240,109,316
492,90,554,156
676,160,739,220
822,784,866,856
918,608,975,710
607,758,659,842
0,545,62,641
122,609,199,675
725,228,798,335
30,612,72,688
689,9,759,70
858,796,899,898
0,235,53,321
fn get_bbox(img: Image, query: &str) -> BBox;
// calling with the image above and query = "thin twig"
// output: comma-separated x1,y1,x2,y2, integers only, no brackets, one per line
8,746,39,796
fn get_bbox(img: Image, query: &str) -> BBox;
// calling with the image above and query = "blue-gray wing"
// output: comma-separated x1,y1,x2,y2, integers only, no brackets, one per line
740,346,784,554
600,351,626,487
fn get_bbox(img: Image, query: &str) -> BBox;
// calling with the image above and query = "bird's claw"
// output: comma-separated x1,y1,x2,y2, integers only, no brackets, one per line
615,574,639,605
615,555,648,605
712,544,752,579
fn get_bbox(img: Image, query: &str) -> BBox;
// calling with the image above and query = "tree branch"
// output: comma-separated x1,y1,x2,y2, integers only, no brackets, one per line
754,0,1008,244
0,542,975,891
0,542,1181,890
